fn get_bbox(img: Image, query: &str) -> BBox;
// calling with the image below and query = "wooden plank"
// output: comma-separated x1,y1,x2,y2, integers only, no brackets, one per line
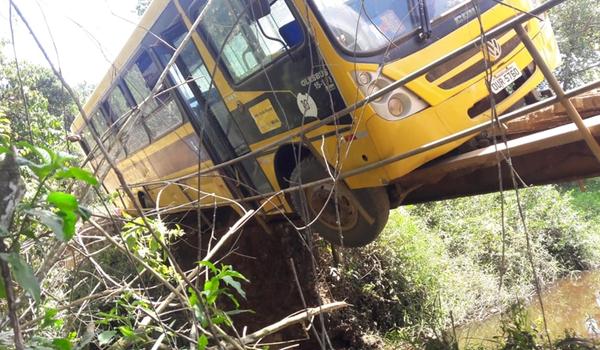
399,115,600,188
505,91,600,135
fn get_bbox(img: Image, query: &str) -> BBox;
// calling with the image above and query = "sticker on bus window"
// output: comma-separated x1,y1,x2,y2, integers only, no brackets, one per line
249,99,282,134
296,93,318,118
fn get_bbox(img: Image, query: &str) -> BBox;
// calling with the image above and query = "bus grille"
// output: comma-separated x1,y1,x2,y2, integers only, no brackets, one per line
426,32,522,90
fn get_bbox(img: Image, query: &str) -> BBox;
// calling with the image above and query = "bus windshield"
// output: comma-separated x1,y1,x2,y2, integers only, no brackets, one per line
311,0,467,54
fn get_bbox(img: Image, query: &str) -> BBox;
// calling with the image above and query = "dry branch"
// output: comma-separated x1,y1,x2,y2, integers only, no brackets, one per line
0,150,26,349
217,301,348,349
105,209,256,350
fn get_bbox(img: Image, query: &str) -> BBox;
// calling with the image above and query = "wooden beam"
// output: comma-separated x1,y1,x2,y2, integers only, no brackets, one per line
400,115,600,187
506,91,600,135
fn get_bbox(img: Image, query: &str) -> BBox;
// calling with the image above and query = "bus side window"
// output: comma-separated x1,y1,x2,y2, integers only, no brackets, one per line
153,16,249,157
123,51,184,140
91,109,125,161
90,110,107,139
104,86,150,155
197,0,301,83
104,87,129,127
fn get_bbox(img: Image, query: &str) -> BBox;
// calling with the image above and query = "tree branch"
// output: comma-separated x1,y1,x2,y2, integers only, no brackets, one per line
219,302,349,349
0,151,25,349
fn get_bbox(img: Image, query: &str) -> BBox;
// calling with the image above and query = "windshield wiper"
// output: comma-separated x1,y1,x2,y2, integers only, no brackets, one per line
417,0,432,40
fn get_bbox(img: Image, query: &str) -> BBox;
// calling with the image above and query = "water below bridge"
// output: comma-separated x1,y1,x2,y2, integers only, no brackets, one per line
458,270,600,348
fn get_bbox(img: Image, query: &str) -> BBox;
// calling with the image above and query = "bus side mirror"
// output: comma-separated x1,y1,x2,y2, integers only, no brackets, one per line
279,20,304,49
248,0,271,21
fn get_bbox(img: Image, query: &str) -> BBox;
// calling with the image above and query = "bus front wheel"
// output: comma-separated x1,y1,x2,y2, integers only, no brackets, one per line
289,157,390,247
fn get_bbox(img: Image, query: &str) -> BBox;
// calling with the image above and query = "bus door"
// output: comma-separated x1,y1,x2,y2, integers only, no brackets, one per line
181,0,351,184
152,9,273,199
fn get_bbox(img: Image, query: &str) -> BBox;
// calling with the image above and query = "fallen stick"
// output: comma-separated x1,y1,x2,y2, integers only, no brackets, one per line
218,301,349,349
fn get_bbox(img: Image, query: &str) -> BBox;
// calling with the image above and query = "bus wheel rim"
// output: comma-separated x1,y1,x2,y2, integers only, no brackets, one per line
305,183,359,231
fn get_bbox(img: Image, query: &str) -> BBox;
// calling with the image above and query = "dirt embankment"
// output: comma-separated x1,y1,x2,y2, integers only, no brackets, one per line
173,216,389,349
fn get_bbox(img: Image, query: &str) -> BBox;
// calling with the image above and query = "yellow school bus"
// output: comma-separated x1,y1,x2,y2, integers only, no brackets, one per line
72,0,560,246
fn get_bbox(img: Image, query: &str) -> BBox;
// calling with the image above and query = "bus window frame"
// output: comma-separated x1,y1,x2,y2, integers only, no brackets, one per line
119,79,154,144
148,4,273,194
102,84,130,127
190,0,307,88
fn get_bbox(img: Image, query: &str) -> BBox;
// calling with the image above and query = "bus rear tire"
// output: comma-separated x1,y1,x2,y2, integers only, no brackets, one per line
289,157,390,247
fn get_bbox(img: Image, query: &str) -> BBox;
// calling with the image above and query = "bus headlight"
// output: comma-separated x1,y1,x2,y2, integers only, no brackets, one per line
353,71,429,121
388,93,408,117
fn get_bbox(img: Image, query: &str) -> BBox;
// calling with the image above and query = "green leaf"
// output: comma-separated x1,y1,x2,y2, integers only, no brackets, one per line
26,209,65,241
204,278,219,293
197,334,208,350
203,278,220,304
211,312,231,326
0,275,6,299
47,192,78,212
42,308,63,329
0,253,41,303
225,309,254,316
198,261,218,274
98,330,117,345
17,142,51,165
57,210,77,241
188,289,199,306
45,192,79,241
78,206,92,222
55,167,98,186
222,276,246,299
221,269,248,282
188,289,205,321
223,291,240,308
118,325,135,338
51,338,71,350
54,151,77,166
16,142,54,179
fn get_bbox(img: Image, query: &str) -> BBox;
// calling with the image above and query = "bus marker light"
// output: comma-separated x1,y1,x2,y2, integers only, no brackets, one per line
344,134,357,142
357,72,371,86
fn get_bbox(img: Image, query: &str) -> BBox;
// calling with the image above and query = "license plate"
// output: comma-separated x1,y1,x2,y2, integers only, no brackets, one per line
490,63,522,94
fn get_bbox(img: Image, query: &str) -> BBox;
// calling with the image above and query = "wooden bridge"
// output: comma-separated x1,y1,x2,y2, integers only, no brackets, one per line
399,91,600,204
